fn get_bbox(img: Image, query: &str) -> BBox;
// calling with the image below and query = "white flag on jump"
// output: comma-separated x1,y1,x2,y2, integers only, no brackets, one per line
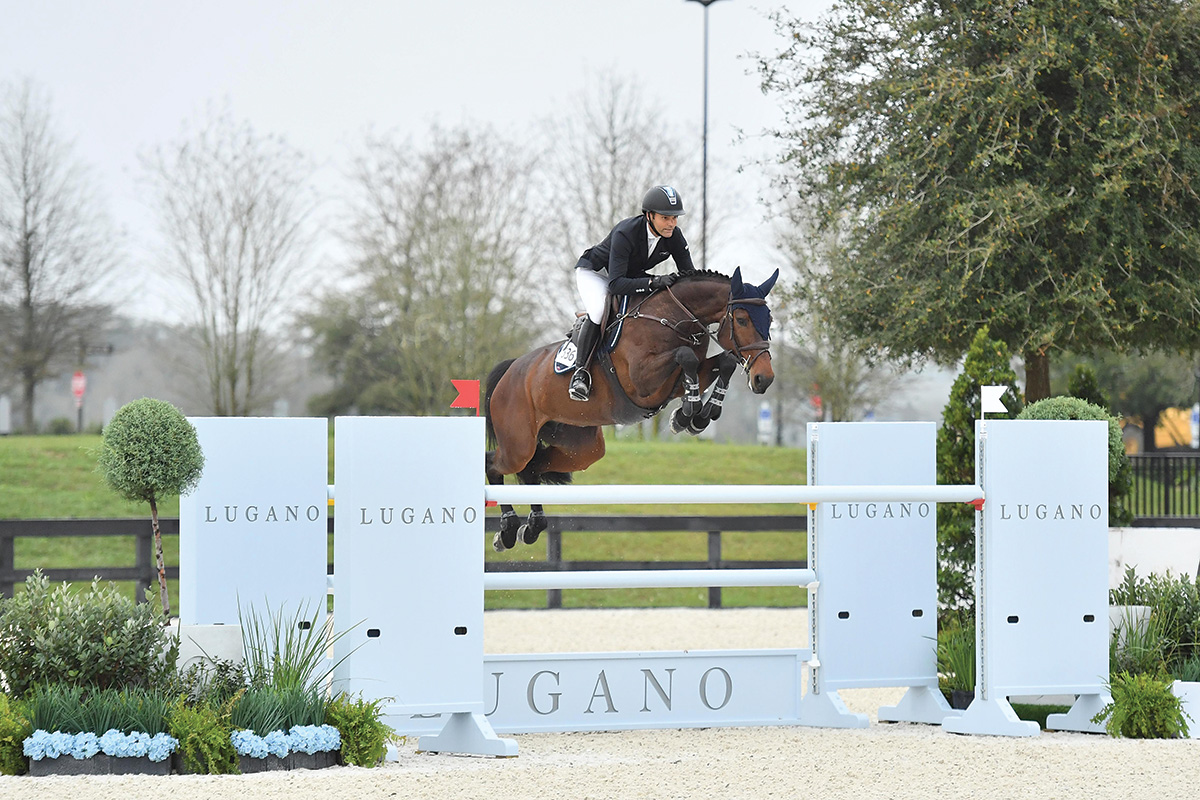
981,385,1009,415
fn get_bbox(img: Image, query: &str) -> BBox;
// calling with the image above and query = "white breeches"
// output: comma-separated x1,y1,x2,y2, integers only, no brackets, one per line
575,268,609,324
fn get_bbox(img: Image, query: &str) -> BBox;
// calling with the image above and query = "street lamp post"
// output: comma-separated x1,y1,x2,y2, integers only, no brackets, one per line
685,0,726,271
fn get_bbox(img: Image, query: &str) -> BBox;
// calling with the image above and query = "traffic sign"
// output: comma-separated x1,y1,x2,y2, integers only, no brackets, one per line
71,371,86,409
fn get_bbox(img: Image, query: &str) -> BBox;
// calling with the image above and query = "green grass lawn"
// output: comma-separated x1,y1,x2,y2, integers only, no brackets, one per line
1,432,809,609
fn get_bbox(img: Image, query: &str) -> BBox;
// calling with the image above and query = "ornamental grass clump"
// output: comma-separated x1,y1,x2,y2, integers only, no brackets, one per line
96,397,204,619
0,571,177,698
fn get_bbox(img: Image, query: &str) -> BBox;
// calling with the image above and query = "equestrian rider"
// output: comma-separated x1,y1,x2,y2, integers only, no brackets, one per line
567,185,697,401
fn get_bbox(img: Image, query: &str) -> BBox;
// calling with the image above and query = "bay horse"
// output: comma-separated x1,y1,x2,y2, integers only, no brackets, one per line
484,267,779,551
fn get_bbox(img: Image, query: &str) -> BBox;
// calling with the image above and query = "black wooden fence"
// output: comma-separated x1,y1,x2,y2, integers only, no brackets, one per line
1128,453,1200,526
0,515,807,609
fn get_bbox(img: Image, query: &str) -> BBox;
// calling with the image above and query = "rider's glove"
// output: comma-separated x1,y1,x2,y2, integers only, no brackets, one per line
648,274,678,291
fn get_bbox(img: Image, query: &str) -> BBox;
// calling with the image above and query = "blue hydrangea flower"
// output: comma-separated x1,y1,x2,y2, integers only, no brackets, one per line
98,729,127,756
70,731,100,760
23,730,53,760
146,733,179,763
231,729,269,758
263,729,290,758
287,724,341,754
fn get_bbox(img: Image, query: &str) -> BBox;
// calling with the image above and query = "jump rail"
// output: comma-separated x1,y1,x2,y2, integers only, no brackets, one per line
484,484,983,505
483,567,816,592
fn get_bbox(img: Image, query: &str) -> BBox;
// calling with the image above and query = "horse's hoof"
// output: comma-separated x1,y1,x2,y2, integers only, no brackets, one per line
687,416,710,435
492,531,508,552
520,523,541,545
497,513,519,550
669,408,688,435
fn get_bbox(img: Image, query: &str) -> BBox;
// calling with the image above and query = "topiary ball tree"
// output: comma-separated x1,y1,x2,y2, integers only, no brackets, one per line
97,398,204,619
1017,395,1134,526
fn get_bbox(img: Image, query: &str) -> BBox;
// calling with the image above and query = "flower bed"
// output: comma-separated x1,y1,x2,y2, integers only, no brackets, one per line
24,730,178,776
22,726,340,775
231,725,341,773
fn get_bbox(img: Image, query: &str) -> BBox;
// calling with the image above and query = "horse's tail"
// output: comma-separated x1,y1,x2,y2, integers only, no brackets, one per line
484,358,517,448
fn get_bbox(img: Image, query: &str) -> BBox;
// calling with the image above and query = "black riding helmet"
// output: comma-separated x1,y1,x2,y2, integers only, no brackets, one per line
641,185,686,217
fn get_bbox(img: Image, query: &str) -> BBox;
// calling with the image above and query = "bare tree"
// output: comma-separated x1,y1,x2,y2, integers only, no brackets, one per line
0,80,120,432
142,107,317,415
303,125,542,415
540,74,707,313
774,198,905,423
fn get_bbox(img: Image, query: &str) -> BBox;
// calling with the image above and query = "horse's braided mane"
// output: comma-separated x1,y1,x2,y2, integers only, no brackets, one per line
678,269,730,284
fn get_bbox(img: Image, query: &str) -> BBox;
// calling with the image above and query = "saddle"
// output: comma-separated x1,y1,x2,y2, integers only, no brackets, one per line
552,296,630,375
551,296,663,424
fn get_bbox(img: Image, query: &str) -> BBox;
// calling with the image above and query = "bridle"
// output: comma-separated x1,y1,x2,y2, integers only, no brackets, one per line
719,295,772,373
614,284,772,375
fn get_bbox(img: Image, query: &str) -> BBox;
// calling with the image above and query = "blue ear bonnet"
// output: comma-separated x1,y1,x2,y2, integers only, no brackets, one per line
730,267,778,340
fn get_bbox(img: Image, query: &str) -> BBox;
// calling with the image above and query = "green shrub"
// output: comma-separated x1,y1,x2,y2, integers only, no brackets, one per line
96,397,204,618
1093,671,1190,738
169,657,247,708
167,695,240,774
325,693,393,767
1110,566,1200,678
45,417,75,436
0,693,31,776
1017,396,1133,525
1066,363,1111,412
0,571,178,698
936,326,1022,620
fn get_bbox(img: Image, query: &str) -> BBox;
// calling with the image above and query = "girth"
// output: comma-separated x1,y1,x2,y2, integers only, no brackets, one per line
595,348,667,426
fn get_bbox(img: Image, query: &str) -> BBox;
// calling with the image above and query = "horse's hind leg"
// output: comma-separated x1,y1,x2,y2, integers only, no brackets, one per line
519,502,547,545
486,452,522,552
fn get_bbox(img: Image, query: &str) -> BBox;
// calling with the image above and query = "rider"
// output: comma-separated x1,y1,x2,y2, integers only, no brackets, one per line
567,185,697,401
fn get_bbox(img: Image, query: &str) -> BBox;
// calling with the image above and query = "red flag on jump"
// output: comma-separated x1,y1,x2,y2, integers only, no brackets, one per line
450,379,481,415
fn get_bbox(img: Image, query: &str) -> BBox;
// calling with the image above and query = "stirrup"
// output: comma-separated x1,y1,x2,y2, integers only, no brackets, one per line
568,368,592,401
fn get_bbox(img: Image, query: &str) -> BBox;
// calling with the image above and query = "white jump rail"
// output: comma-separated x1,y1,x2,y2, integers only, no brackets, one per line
485,484,983,505
484,567,817,591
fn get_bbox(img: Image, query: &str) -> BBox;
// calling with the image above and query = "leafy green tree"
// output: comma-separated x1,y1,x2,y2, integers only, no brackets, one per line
1067,364,1111,413
758,0,1200,401
1057,351,1195,451
937,327,1022,620
97,398,204,618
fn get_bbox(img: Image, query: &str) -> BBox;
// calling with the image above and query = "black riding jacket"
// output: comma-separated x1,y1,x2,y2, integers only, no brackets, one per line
576,215,696,295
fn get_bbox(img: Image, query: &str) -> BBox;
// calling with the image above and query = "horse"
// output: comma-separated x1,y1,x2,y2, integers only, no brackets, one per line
484,266,779,552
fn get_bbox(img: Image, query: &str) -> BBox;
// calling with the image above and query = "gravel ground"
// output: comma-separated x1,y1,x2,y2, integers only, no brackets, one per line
3,608,1197,799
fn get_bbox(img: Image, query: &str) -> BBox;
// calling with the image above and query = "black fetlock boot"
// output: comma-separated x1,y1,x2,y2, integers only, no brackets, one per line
567,319,601,401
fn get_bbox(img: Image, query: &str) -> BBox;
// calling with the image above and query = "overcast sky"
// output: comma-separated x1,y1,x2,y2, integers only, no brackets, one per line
3,0,836,309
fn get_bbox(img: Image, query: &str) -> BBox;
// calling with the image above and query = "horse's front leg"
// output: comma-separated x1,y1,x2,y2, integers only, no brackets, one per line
668,347,703,435
671,351,737,436
698,351,738,425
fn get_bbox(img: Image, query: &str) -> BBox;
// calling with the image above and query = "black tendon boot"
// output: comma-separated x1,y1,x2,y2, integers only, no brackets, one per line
568,319,602,401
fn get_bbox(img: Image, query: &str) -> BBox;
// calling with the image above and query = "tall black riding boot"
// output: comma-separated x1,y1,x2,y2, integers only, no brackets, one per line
568,319,602,401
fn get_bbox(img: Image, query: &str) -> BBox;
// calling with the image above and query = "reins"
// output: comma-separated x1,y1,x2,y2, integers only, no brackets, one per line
612,282,771,373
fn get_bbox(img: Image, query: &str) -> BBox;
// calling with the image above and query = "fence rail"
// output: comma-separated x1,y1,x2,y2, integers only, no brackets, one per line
0,515,807,608
1128,453,1200,524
